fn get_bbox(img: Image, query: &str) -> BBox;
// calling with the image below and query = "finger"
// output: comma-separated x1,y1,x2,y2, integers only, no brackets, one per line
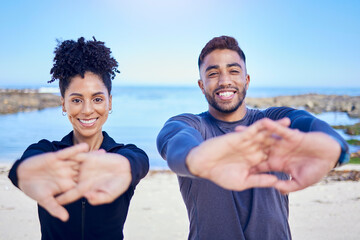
240,128,272,146
56,187,84,205
258,131,279,149
274,180,302,194
39,198,70,222
85,191,114,205
73,175,79,183
235,118,290,133
55,167,80,183
242,118,272,138
234,125,247,132
92,149,106,155
250,161,272,173
71,163,81,172
56,143,89,160
67,152,89,163
241,118,289,144
243,173,279,189
262,119,299,140
276,117,291,127
59,179,78,192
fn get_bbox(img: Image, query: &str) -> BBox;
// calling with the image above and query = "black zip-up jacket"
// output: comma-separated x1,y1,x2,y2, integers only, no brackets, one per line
8,131,149,240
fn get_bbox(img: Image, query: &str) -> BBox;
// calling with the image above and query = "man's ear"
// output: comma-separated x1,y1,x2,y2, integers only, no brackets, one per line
61,97,66,112
245,74,250,91
198,79,205,94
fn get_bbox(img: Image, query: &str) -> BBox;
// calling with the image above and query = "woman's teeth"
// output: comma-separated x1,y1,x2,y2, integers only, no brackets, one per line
79,119,96,124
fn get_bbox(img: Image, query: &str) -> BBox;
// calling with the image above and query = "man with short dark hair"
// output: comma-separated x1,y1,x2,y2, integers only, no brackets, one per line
157,36,349,240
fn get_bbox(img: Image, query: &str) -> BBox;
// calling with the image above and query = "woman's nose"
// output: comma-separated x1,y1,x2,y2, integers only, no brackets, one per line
82,101,94,114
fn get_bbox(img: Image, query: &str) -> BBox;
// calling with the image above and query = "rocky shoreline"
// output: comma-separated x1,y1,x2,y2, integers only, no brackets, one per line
0,89,360,117
247,94,360,118
0,89,61,114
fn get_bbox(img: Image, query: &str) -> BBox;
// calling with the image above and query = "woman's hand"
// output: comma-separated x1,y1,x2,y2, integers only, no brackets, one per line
56,150,132,206
17,143,89,221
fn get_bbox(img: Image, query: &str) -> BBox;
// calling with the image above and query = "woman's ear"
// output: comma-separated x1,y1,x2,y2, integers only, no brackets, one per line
61,97,66,112
109,95,112,112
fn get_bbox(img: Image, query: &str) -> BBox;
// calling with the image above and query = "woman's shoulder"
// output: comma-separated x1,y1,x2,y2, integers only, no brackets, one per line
23,132,73,156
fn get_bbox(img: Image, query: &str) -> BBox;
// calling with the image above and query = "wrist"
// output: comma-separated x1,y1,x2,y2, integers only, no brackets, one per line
186,147,202,177
333,138,350,167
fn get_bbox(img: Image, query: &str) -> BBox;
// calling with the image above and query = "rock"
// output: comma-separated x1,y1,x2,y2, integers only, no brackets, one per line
324,170,360,182
246,94,360,118
0,89,61,114
351,151,360,158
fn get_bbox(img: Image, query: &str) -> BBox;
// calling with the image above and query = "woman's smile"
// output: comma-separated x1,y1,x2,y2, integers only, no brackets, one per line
78,118,98,127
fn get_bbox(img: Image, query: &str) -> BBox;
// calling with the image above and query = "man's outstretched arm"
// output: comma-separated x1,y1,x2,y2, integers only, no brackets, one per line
243,112,349,194
157,117,290,191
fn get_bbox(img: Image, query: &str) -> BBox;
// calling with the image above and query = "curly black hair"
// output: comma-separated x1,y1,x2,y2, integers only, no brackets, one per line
49,37,120,97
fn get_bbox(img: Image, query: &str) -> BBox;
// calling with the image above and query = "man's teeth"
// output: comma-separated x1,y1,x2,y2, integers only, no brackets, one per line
219,92,234,97
80,119,96,124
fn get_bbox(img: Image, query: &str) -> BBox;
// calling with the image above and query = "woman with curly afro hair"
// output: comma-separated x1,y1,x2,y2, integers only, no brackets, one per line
8,37,149,240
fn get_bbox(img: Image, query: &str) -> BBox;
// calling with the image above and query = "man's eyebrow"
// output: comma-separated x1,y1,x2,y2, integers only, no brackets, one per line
227,63,242,69
205,65,219,72
69,93,83,97
68,92,105,97
92,91,105,96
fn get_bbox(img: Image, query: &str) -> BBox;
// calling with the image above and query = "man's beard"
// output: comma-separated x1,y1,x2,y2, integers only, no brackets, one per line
204,87,247,114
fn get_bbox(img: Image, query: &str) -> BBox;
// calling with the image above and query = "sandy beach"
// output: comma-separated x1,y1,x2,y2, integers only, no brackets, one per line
1,163,360,240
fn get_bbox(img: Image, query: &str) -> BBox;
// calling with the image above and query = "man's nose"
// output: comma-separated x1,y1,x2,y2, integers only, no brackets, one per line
218,73,232,86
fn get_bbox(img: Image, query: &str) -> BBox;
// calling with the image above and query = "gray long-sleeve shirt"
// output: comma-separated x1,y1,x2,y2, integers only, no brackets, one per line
157,107,348,240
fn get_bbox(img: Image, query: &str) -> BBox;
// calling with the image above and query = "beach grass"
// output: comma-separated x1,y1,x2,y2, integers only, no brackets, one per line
332,123,360,135
347,139,360,145
349,157,360,164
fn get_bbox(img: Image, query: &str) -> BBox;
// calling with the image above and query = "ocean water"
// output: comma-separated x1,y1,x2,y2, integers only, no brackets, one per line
0,86,359,169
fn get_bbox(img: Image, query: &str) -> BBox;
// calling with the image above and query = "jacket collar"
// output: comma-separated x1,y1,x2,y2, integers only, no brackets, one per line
55,131,124,151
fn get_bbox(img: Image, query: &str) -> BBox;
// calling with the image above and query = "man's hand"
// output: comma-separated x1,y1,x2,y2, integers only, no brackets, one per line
186,118,291,191
248,119,340,194
17,143,89,222
56,150,132,206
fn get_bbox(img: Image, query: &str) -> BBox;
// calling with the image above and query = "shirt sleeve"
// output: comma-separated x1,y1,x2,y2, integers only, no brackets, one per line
286,109,350,165
156,116,204,177
8,140,54,188
263,107,349,165
116,144,149,187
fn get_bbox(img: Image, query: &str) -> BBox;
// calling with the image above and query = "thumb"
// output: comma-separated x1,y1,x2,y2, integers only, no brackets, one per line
56,143,89,160
276,117,291,127
39,197,70,222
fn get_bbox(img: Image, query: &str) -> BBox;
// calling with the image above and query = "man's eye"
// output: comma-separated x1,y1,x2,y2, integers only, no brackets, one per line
230,70,240,74
94,97,103,103
72,99,81,103
208,72,218,77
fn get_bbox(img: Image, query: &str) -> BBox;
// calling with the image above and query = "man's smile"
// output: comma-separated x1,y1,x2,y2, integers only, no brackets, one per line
216,89,237,100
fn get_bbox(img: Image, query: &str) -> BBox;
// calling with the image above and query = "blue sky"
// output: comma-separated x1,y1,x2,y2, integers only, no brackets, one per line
0,0,359,87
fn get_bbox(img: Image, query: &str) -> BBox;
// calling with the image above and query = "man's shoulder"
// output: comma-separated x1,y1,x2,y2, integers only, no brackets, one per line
168,112,207,126
261,106,297,120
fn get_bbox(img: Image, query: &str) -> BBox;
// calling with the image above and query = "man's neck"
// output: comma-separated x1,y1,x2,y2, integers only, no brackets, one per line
208,104,247,122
